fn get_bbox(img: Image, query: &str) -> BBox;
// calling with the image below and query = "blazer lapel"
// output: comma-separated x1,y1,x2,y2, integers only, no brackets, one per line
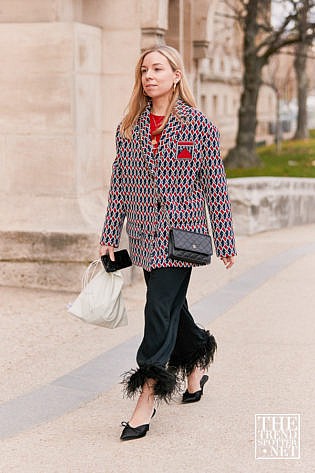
138,99,191,174
138,103,155,175
155,99,190,162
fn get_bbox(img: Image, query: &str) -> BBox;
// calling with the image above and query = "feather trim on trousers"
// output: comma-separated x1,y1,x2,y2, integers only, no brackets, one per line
121,364,181,403
168,330,217,378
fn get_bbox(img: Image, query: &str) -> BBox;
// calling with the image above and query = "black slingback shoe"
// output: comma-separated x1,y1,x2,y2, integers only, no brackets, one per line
120,422,149,441
182,374,209,404
120,408,156,441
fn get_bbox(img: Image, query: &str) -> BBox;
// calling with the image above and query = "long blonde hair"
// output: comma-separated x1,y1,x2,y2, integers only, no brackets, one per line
120,45,197,139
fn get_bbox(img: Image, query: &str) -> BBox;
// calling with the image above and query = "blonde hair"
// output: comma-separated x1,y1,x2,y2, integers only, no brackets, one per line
120,45,197,139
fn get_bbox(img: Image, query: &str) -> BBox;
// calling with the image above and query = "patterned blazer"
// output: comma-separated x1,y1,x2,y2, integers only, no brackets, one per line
100,99,236,271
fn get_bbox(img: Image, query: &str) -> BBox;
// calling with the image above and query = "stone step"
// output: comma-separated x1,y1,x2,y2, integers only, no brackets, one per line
0,230,134,292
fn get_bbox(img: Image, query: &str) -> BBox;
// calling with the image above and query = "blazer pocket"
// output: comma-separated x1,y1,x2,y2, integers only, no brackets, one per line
176,141,194,159
126,221,143,239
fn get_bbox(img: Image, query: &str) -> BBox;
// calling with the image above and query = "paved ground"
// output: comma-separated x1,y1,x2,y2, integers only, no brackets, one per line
0,224,314,473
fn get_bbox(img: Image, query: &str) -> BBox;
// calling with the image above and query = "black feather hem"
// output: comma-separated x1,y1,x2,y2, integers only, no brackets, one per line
168,330,217,377
120,364,181,403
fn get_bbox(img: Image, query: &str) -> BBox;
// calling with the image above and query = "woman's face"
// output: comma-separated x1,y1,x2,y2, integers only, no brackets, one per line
141,51,180,101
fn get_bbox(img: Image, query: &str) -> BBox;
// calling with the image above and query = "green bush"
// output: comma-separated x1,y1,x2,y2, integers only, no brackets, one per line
226,130,315,178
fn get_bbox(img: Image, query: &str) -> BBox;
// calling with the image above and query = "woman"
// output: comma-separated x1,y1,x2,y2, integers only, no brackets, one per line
99,45,236,441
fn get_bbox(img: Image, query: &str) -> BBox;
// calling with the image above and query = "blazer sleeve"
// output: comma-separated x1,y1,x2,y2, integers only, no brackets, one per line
199,122,236,257
100,127,126,247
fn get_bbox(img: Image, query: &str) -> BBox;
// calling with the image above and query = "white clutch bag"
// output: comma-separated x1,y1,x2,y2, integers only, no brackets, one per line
68,260,128,328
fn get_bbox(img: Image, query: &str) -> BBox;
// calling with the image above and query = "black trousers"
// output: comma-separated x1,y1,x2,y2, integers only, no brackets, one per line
122,267,217,402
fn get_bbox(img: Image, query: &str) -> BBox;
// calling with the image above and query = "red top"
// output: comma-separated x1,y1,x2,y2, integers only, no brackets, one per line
150,113,165,154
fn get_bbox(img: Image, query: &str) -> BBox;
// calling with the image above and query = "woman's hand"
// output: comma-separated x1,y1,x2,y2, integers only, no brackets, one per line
221,256,235,269
99,245,115,261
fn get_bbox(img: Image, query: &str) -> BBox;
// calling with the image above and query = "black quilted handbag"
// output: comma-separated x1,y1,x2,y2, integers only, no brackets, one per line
168,228,213,265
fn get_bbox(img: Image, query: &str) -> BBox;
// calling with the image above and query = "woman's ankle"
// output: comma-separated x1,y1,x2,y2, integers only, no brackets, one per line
187,367,204,392
129,400,155,427
129,380,156,427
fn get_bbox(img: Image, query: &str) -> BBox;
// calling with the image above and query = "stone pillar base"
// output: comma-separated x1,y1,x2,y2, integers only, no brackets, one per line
0,193,137,292
0,228,137,292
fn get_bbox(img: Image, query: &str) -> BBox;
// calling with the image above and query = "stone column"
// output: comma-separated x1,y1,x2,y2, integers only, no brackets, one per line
140,0,168,49
0,0,141,290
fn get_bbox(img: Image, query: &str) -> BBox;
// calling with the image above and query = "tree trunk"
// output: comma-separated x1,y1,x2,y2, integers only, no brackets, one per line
224,0,263,169
294,0,310,140
294,48,309,139
224,62,263,168
275,89,282,153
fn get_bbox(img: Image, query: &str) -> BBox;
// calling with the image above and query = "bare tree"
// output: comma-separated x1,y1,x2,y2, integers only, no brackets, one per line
263,54,295,152
221,0,315,169
294,0,313,139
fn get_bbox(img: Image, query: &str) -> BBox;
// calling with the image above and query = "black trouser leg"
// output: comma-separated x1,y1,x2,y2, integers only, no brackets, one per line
168,299,217,376
121,267,217,401
122,267,191,401
137,267,192,367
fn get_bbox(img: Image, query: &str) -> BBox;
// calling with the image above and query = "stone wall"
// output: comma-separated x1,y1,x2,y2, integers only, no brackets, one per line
228,177,315,236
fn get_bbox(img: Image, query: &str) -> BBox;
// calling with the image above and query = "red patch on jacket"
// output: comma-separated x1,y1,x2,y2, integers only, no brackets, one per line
177,141,194,159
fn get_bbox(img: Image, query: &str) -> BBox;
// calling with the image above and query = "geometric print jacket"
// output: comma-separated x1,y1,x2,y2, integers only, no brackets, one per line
100,99,236,272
